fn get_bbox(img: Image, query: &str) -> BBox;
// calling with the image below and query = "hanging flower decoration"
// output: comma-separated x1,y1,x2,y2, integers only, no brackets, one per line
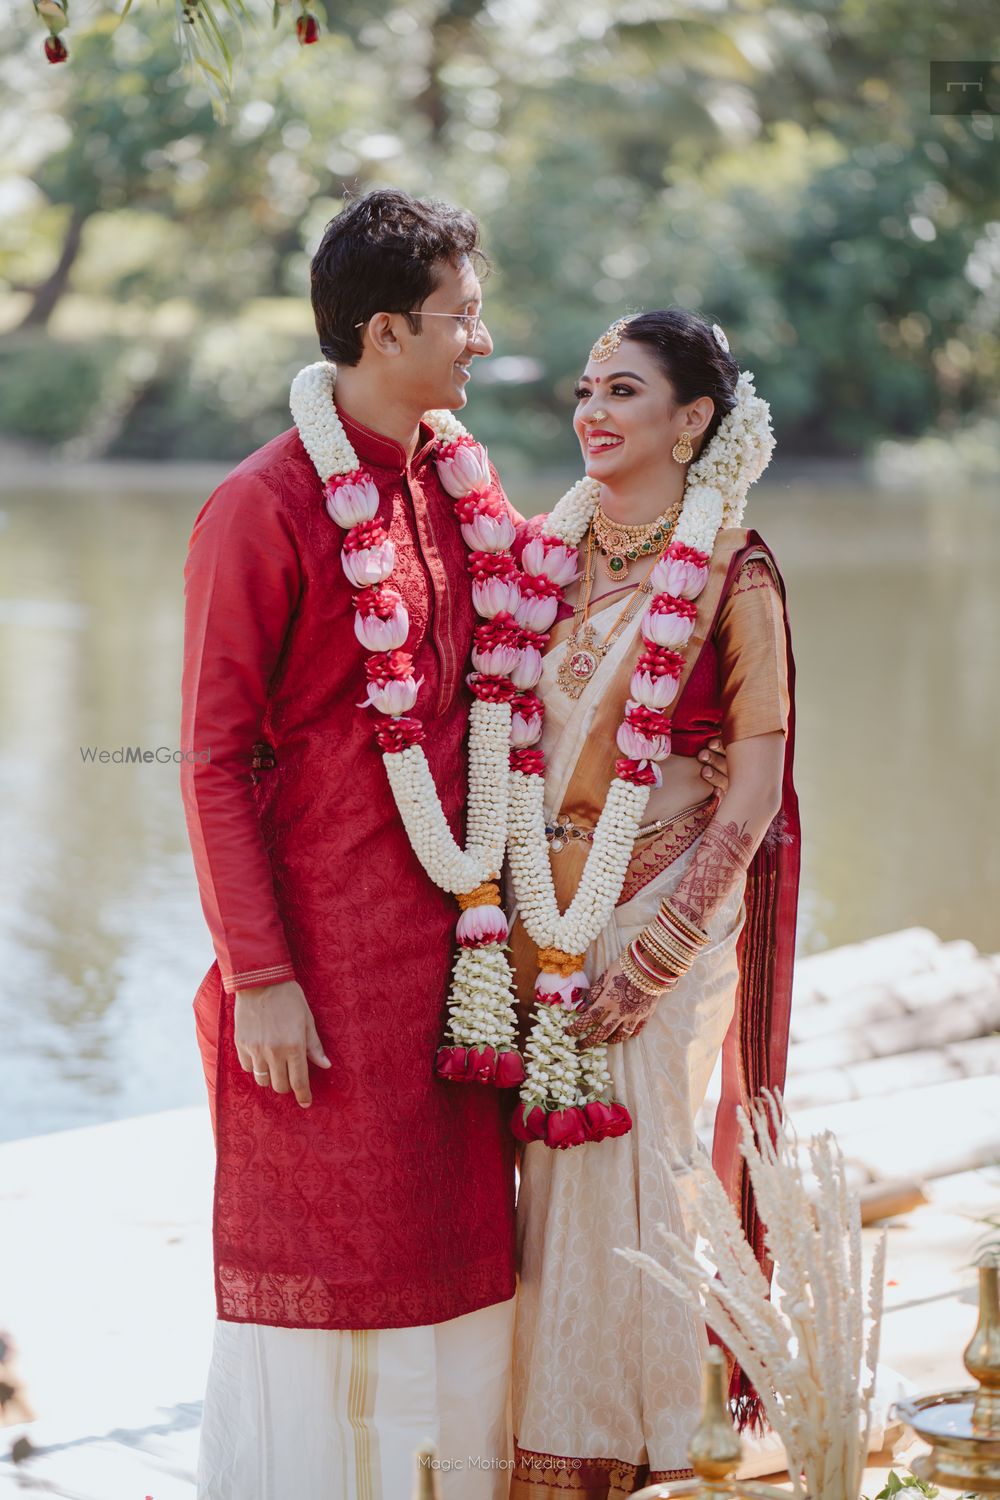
296,10,319,44
289,361,526,1092
30,0,324,77
34,0,69,61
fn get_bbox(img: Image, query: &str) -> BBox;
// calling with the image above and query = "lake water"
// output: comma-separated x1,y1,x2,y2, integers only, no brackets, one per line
1,470,997,1142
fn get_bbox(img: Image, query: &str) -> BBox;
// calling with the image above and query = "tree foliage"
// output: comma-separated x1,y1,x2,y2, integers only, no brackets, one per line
0,0,997,464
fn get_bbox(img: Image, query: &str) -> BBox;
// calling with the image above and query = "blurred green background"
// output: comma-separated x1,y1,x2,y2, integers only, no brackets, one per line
1,0,998,478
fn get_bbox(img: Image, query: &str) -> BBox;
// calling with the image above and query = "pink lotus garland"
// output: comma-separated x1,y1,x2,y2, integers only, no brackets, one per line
329,436,538,1090
329,425,712,1144
508,525,711,1148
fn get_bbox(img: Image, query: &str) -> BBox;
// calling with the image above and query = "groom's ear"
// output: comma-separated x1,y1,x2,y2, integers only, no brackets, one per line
364,312,403,359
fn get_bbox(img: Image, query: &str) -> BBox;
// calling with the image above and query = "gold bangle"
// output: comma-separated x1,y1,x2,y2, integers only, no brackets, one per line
636,924,689,968
660,899,710,947
620,947,655,989
627,947,679,995
642,922,696,969
647,916,696,955
652,908,703,952
620,948,665,996
629,941,676,992
658,898,710,948
636,934,690,980
631,941,682,985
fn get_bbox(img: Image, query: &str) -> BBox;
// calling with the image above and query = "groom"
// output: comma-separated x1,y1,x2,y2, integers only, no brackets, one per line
180,187,730,1499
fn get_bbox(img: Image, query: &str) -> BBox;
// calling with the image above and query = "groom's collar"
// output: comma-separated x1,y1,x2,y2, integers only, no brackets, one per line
339,406,438,476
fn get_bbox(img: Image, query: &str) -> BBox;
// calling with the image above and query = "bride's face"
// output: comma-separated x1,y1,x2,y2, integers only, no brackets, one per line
573,338,713,487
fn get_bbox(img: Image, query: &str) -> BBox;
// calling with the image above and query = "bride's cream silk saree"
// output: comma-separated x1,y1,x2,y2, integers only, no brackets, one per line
508,528,800,1498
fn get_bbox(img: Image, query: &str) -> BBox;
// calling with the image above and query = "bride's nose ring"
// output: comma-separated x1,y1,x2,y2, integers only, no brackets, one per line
590,409,609,422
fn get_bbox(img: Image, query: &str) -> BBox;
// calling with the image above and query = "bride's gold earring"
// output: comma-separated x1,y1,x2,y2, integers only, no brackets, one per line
672,431,694,464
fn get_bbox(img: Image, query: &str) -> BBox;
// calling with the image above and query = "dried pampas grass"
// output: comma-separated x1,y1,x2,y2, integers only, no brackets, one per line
618,1090,886,1500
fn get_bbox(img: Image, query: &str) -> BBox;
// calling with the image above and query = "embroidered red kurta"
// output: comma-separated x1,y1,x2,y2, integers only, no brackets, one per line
181,410,517,1330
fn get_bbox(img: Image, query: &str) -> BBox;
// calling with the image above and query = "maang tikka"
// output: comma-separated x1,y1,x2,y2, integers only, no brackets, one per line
590,317,634,363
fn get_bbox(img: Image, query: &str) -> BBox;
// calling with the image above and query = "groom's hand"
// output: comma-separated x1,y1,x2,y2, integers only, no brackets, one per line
698,736,729,794
234,980,331,1108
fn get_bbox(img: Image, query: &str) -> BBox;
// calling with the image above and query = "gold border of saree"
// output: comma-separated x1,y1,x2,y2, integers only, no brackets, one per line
510,1442,694,1499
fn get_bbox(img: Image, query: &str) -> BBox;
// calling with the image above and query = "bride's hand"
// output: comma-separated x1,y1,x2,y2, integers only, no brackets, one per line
566,959,674,1047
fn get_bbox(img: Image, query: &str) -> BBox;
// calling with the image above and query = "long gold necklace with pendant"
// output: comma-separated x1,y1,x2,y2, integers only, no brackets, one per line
557,532,660,699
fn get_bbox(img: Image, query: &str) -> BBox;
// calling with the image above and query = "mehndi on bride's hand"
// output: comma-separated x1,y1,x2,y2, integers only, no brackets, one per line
566,958,676,1047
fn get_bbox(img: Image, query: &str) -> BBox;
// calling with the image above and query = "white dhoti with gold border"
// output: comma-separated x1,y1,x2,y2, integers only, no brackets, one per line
195,1295,515,1500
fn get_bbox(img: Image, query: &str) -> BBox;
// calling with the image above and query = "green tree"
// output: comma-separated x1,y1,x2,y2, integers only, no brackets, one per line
1,0,997,461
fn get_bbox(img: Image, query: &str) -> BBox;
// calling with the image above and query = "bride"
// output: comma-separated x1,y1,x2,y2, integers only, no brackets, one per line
503,309,800,1498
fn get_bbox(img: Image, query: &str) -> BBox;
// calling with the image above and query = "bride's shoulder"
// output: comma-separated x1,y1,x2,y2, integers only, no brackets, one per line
715,525,780,560
712,526,753,567
717,529,785,602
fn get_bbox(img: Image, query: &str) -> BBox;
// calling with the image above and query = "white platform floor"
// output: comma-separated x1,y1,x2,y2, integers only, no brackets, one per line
1,1104,997,1497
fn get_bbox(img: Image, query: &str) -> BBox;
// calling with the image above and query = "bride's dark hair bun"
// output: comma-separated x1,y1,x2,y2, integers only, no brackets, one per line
623,309,740,449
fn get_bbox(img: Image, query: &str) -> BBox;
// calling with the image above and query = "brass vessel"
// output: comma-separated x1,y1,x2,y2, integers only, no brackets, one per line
893,1252,1000,1495
632,1348,795,1499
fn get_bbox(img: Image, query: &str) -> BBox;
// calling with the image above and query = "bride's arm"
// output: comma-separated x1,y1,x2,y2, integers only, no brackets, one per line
668,733,784,930
569,552,792,1047
567,737,783,1047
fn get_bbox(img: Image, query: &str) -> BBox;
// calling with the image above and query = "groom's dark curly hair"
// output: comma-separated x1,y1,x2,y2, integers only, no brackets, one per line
310,189,486,367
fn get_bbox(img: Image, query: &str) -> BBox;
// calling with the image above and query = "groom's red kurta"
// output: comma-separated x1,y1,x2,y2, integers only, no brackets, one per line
181,410,517,1330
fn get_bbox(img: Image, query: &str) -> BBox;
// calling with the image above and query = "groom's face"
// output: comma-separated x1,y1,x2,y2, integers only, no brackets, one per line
396,254,493,412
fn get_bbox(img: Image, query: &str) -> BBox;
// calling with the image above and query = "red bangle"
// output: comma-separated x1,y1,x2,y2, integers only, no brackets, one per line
628,940,673,987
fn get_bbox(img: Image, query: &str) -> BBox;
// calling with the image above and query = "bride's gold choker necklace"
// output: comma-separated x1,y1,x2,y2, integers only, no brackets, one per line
592,498,684,580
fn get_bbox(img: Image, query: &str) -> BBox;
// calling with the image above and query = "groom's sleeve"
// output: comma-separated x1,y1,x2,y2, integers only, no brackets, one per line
180,469,302,994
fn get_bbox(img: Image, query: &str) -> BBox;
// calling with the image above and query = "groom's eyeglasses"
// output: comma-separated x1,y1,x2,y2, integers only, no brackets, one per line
354,311,485,340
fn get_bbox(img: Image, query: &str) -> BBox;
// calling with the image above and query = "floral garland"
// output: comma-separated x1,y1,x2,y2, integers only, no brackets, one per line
289,361,528,1091
288,357,774,1138
507,368,775,1150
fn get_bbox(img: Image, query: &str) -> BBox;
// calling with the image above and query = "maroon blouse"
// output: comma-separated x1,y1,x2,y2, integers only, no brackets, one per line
180,410,517,1330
